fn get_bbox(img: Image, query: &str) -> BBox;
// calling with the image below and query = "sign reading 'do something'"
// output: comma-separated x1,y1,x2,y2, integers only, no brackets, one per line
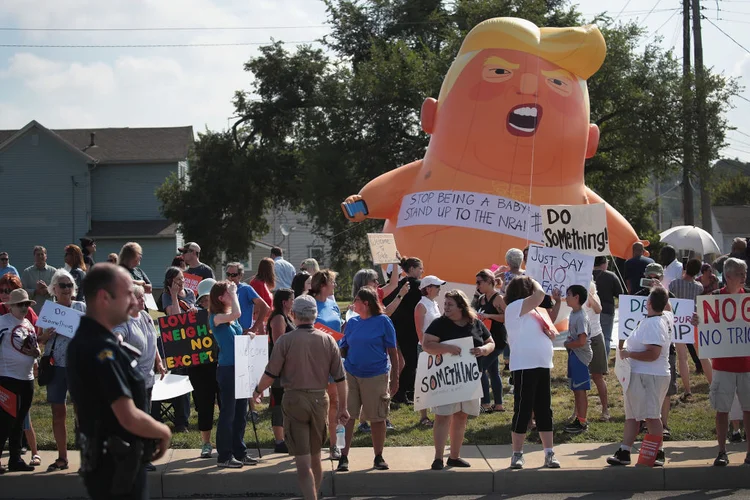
617,295,695,343
397,190,542,242
525,244,594,296
159,309,217,369
696,294,750,359
36,301,85,338
413,337,482,412
367,233,400,265
541,203,609,256
235,335,269,399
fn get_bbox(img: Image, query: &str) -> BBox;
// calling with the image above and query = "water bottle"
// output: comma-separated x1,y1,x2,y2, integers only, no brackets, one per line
335,424,346,449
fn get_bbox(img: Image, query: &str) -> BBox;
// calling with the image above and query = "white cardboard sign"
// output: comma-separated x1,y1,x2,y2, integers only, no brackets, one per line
144,293,159,311
413,337,482,412
617,295,695,343
524,244,594,296
540,203,609,256
35,301,85,338
367,233,400,265
696,294,750,359
235,335,270,398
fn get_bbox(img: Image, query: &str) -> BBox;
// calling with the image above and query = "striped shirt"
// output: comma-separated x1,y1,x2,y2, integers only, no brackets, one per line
668,277,704,307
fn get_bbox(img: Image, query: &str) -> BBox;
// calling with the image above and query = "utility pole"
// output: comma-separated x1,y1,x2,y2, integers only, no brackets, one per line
682,0,695,226
692,0,712,232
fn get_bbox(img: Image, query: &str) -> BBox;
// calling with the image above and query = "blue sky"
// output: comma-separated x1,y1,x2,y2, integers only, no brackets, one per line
0,0,748,162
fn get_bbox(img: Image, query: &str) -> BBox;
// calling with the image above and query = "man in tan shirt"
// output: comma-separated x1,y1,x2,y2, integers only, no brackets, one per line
254,295,349,500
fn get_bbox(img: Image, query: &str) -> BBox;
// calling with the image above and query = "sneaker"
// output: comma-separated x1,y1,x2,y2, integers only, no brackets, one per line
544,451,561,469
239,454,259,466
730,430,743,443
654,450,665,467
274,441,289,454
385,420,396,431
374,454,389,470
357,422,371,433
663,427,672,441
600,410,611,422
431,458,444,470
8,460,35,472
217,457,243,468
714,451,729,467
144,462,157,472
446,457,470,467
607,448,631,466
330,446,342,460
510,452,525,469
200,443,213,458
564,419,588,434
336,455,349,472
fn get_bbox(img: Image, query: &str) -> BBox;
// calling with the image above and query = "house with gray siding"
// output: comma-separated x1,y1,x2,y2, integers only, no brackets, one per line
0,120,193,287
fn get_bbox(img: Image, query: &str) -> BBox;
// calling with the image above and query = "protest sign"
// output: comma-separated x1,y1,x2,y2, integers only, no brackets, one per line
637,434,663,467
367,233,400,265
696,294,750,359
614,347,631,393
150,374,193,402
617,295,695,343
524,244,594,295
144,293,158,311
159,309,217,369
0,384,17,417
35,301,85,338
413,337,482,412
315,322,344,342
235,335,269,398
397,190,543,242
540,203,609,256
182,273,202,294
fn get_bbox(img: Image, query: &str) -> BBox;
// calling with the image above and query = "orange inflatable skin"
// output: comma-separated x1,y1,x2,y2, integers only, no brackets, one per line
342,18,643,285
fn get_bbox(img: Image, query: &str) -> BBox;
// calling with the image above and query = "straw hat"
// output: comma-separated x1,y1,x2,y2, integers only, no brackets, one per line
3,289,36,306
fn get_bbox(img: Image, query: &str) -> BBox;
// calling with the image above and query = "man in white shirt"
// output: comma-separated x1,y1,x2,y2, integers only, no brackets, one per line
660,245,683,290
271,247,296,290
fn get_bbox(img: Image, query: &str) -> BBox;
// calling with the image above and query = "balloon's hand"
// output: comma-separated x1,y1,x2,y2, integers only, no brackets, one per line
341,195,368,222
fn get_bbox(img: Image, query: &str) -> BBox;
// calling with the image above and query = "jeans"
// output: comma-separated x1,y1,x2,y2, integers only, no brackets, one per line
480,349,503,405
216,365,247,462
600,313,615,356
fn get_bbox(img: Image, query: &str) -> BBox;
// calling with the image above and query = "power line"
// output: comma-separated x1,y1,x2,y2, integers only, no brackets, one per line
613,0,636,21
732,130,750,139
0,40,321,48
640,0,666,25
702,16,750,53
652,9,680,36
0,24,329,32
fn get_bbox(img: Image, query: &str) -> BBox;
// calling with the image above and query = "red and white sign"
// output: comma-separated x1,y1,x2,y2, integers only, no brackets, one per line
182,273,203,295
314,322,344,342
696,294,750,359
0,385,17,417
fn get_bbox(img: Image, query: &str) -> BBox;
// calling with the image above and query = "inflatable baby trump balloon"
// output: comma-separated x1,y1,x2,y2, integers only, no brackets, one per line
342,17,642,286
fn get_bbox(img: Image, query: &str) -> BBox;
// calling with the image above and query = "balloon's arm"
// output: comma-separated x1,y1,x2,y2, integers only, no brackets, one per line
584,186,649,259
341,159,422,222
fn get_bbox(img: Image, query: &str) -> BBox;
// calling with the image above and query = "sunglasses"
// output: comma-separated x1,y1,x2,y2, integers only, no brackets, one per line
0,258,8,261
0,288,13,294
57,283,74,289
15,302,31,308
226,272,240,278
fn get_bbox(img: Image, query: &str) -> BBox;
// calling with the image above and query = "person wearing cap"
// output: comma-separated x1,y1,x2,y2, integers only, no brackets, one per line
80,238,96,268
413,275,445,427
225,262,268,335
253,294,349,500
196,278,215,310
0,289,41,473
271,247,296,290
180,242,214,280
0,252,18,277
21,245,56,314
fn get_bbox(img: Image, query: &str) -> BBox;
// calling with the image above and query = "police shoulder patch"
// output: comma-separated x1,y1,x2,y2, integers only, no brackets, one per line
97,349,115,362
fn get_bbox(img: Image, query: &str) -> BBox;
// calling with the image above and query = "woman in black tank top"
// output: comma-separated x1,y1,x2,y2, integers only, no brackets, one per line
266,289,295,453
474,269,506,412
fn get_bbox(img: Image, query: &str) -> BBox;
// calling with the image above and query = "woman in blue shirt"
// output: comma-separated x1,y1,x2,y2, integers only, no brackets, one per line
310,270,344,459
336,287,398,472
209,281,257,469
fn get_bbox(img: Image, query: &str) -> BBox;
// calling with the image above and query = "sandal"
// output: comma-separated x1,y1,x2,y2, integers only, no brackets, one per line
419,417,434,428
29,455,42,467
492,405,505,412
480,405,494,414
47,458,68,471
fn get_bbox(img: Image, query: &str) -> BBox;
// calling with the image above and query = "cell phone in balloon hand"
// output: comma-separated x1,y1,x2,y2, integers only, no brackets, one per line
344,199,369,218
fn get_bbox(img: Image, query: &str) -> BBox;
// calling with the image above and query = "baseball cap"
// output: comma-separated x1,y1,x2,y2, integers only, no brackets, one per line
178,242,201,254
419,275,447,290
292,294,318,316
196,278,216,301
644,263,664,277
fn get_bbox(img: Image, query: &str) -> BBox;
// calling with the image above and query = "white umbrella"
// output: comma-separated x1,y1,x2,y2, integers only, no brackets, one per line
658,225,721,254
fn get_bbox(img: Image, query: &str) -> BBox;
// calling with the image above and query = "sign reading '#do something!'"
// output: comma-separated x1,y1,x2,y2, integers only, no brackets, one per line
159,309,217,369
541,203,609,256
413,337,482,412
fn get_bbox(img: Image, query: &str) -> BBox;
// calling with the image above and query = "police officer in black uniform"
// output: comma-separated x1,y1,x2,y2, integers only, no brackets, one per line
67,264,171,499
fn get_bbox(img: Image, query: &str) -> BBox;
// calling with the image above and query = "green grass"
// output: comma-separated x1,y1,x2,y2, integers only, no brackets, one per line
27,351,716,450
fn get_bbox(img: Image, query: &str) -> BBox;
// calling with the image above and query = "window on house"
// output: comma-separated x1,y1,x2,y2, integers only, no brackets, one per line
308,246,324,265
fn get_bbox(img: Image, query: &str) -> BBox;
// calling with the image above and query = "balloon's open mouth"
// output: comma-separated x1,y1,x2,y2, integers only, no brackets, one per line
506,104,543,137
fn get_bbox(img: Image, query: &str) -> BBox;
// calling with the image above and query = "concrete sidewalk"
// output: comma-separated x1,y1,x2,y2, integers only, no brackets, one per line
2,441,748,498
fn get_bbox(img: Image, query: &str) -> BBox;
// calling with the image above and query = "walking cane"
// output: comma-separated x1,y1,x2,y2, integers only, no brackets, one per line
248,403,263,459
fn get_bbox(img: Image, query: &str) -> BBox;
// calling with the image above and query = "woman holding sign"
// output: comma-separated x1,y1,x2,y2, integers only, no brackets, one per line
422,290,494,471
37,269,86,472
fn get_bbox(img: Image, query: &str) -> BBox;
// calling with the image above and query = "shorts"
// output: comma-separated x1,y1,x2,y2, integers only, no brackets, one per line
624,373,671,420
589,335,608,375
346,371,390,423
46,366,69,404
433,399,480,417
567,351,591,391
282,390,329,456
667,351,678,397
710,370,750,413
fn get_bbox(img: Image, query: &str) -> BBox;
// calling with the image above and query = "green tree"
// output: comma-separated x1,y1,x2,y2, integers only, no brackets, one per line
712,173,750,206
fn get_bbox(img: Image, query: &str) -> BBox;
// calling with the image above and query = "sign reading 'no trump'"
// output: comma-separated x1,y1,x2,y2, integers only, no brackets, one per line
696,294,750,359
617,295,696,343
541,203,609,256
159,309,217,369
413,337,482,412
